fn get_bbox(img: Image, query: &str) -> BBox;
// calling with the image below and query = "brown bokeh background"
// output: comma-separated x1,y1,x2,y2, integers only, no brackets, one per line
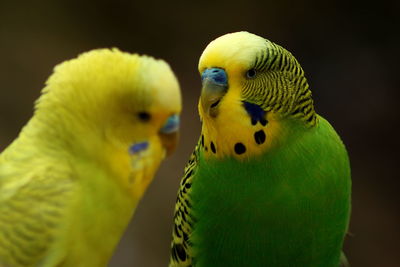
0,1,398,266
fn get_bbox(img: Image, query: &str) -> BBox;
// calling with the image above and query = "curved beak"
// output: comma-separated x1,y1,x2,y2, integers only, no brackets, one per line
159,114,180,156
200,68,228,118
160,131,179,156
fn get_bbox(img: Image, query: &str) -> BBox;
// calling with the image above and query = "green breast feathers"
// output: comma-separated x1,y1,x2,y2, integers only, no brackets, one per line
170,31,351,267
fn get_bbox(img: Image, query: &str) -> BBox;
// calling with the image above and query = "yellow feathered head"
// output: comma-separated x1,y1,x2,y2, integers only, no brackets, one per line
34,48,181,197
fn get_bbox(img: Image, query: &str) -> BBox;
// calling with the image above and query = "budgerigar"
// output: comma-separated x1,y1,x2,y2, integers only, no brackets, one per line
0,49,181,266
170,32,351,267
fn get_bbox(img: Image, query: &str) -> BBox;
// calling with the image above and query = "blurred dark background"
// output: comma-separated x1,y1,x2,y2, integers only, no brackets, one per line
0,0,398,266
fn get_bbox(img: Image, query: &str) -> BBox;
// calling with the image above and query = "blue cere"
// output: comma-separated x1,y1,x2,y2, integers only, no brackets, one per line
160,114,180,134
129,141,149,154
201,68,228,86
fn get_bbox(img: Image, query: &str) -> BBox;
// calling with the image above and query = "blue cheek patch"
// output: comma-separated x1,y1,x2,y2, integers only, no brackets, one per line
243,101,268,126
129,141,149,155
160,114,180,134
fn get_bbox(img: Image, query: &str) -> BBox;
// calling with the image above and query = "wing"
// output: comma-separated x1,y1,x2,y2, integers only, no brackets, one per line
0,161,75,267
169,140,200,267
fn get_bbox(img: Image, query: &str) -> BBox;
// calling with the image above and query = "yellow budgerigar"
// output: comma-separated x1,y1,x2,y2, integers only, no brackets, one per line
0,49,181,266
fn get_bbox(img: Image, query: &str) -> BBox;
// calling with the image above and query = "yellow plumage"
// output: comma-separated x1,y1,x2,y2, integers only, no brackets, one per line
0,49,181,266
197,32,284,160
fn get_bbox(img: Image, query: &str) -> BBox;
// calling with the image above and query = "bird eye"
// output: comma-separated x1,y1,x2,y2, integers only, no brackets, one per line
160,114,180,134
137,112,151,122
246,69,257,79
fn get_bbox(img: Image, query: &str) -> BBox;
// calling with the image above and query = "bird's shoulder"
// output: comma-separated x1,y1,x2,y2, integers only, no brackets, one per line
169,139,201,267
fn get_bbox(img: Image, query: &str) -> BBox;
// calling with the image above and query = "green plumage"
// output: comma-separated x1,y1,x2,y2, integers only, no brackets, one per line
170,32,351,267
195,117,349,266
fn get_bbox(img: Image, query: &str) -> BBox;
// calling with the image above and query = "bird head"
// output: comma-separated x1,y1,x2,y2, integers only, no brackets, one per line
35,49,182,197
197,31,316,159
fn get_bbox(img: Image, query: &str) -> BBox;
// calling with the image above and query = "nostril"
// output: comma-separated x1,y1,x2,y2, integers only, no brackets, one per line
214,73,226,83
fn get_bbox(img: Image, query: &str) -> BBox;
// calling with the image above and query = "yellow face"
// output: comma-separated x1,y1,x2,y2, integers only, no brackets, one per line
101,53,182,198
104,55,181,156
197,87,282,161
44,49,182,199
197,32,283,160
196,31,315,160
199,31,268,82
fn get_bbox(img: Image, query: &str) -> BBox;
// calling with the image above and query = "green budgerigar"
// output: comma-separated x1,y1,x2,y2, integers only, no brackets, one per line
170,32,351,267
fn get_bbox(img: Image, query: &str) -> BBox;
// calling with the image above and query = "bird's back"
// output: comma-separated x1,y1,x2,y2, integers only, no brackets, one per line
0,133,76,266
0,117,132,266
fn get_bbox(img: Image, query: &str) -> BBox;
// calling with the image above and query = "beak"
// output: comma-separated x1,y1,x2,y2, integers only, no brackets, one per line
200,68,228,118
160,131,179,156
159,114,180,156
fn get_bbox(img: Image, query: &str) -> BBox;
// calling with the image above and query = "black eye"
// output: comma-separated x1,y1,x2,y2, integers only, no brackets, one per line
246,69,257,79
137,112,151,122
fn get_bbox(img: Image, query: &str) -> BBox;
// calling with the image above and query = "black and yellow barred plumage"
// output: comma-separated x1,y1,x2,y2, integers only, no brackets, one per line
170,142,199,266
169,34,318,267
242,40,316,125
170,35,315,266
169,31,350,267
